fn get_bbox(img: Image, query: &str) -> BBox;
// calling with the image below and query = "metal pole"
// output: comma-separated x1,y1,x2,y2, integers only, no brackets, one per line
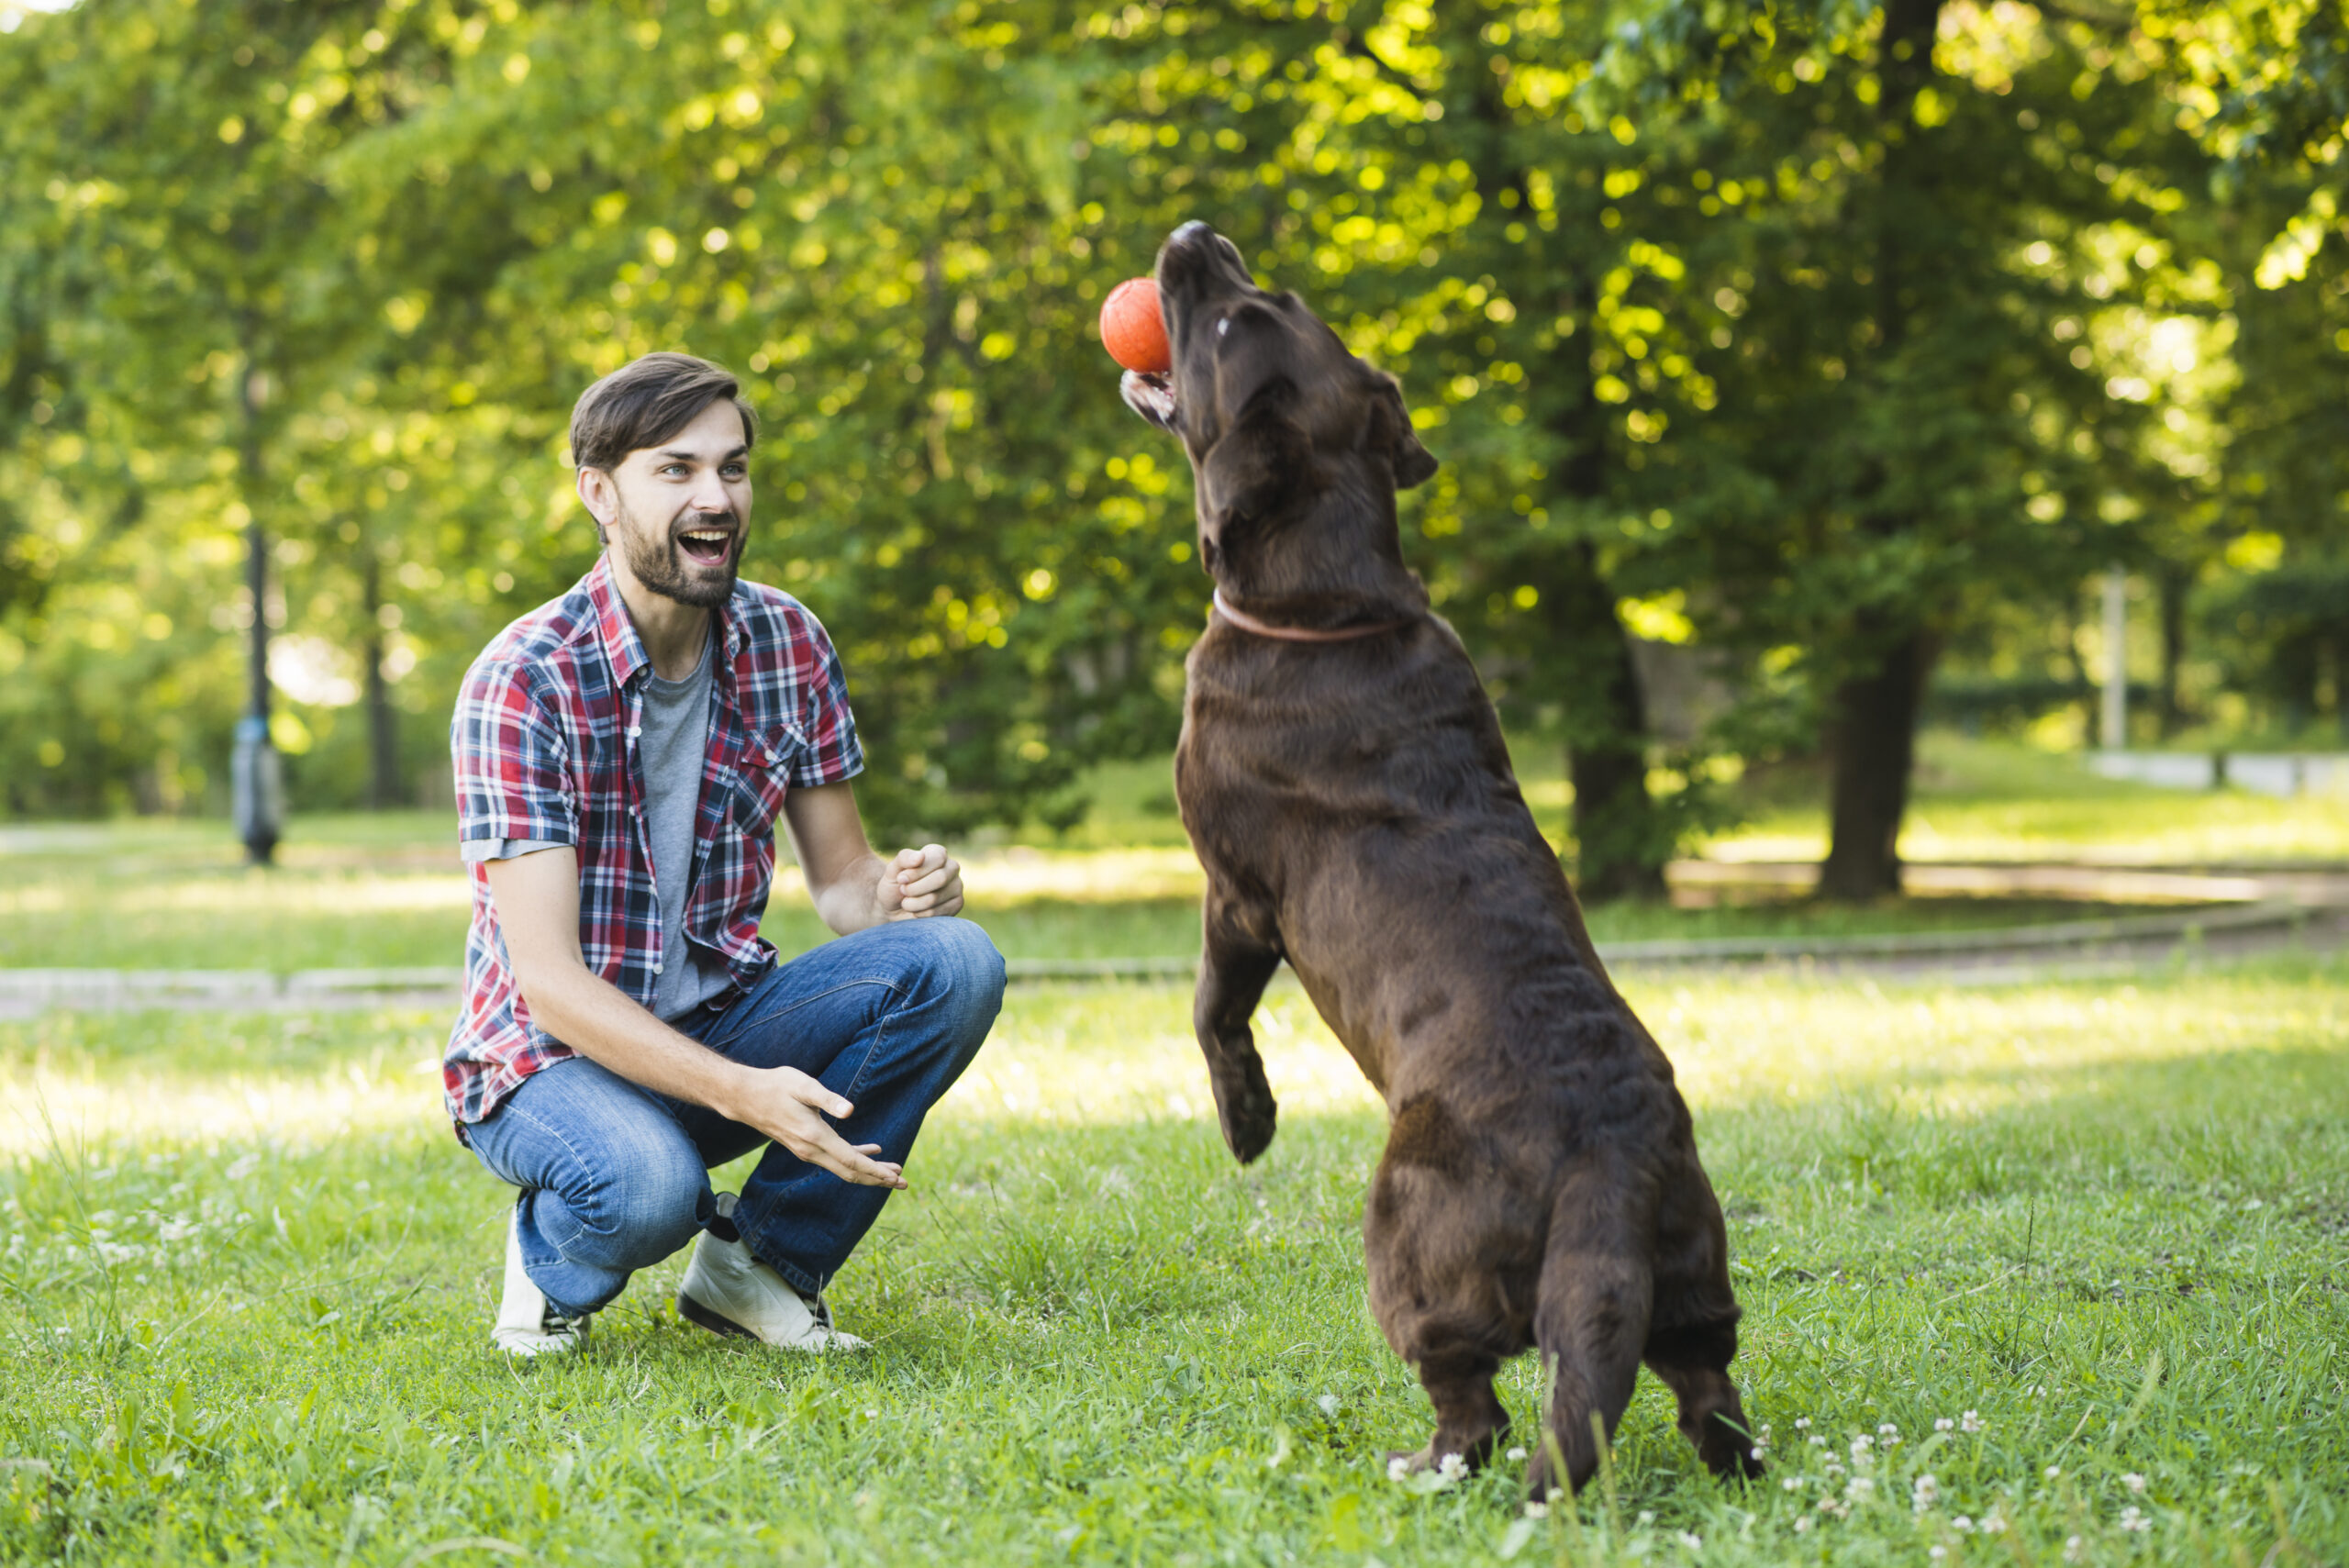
2099,568,2128,751
231,518,281,864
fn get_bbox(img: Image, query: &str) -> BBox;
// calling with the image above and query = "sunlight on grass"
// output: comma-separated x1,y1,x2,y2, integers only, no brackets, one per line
2,953,2343,1565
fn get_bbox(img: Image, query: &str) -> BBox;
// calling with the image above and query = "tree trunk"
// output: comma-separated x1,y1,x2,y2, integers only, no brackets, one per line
360,550,401,811
1546,540,1668,903
2155,567,2187,738
1819,627,1935,901
1816,0,1943,899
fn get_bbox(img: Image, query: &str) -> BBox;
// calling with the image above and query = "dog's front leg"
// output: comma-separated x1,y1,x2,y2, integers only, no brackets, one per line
1194,890,1283,1163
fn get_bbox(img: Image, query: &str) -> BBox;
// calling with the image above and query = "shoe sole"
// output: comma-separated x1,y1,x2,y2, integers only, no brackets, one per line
677,1292,759,1341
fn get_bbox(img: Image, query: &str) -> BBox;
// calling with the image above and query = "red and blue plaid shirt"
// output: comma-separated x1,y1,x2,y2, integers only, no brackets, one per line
443,555,863,1126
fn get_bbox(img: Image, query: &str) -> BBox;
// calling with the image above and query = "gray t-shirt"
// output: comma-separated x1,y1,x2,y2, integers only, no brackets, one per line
462,630,736,1023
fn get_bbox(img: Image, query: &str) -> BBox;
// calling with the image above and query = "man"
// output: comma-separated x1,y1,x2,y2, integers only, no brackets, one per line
445,351,1004,1356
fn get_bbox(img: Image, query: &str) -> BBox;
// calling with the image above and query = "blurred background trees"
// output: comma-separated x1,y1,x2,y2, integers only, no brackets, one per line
3,0,2345,896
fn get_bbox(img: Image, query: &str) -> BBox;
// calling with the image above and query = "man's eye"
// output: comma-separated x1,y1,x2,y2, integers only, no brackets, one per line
723,465,747,479
660,464,687,477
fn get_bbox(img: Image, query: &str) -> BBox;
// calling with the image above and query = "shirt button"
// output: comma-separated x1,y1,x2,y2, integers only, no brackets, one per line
651,962,664,974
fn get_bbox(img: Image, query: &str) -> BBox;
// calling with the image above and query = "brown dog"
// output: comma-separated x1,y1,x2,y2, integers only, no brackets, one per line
1120,223,1760,1497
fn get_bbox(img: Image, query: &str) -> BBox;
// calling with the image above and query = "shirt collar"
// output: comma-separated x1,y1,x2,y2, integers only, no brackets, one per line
584,552,746,691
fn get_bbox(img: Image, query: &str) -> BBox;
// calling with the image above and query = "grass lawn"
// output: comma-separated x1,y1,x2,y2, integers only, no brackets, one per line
2,953,2344,1565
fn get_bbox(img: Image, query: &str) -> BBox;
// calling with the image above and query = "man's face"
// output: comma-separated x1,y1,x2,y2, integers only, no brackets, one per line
580,397,753,610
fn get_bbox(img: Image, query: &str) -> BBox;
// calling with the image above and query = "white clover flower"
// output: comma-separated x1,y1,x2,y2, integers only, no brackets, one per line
1794,1417,1811,1429
1935,1417,1954,1432
1436,1452,1468,1483
1507,1446,1527,1462
2065,1534,2085,1563
1982,1512,2008,1534
1809,1434,1827,1447
1386,1456,1411,1484
1751,1446,1766,1461
1912,1474,1940,1512
1675,1530,1702,1551
1846,1476,1875,1500
1878,1422,1899,1436
1961,1410,1985,1433
1930,1548,1947,1562
1954,1516,1975,1532
1523,1501,1549,1519
2045,1465,2063,1481
2123,1472,2146,1494
2120,1506,2150,1534
1851,1434,1874,1457
1638,1511,1655,1526
1782,1477,1804,1492
1794,1517,1814,1535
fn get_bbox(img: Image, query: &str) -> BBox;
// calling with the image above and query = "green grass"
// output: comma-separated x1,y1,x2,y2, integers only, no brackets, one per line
2,953,2344,1565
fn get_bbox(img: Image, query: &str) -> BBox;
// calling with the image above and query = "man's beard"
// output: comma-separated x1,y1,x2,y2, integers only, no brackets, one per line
615,502,740,609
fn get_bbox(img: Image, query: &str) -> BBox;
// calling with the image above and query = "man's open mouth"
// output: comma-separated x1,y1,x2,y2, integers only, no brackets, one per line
677,525,734,566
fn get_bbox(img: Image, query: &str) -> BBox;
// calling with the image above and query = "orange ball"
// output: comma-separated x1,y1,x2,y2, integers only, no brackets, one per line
1099,277,1170,373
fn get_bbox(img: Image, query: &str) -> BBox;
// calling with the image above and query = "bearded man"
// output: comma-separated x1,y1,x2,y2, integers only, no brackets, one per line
445,351,1003,1356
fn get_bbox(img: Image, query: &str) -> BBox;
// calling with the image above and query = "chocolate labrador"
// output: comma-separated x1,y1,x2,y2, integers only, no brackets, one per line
1119,222,1760,1497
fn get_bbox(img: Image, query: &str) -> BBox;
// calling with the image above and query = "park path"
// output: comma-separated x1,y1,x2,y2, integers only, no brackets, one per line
1,862,2343,1019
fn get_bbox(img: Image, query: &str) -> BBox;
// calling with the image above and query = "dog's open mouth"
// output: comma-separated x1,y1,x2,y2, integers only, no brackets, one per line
1120,369,1177,430
676,524,735,566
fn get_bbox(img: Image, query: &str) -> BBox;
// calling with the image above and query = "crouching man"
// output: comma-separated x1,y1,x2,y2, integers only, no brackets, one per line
444,351,1004,1356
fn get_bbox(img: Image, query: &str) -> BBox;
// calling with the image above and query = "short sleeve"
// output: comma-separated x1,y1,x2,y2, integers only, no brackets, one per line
790,612,864,790
451,659,578,851
458,840,568,863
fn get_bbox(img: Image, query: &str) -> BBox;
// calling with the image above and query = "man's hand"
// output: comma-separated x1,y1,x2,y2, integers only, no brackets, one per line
725,1066,906,1189
878,843,963,920
784,783,972,936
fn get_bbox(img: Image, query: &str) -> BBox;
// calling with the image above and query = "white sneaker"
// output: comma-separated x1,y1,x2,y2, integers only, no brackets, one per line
677,1193,868,1351
491,1203,592,1357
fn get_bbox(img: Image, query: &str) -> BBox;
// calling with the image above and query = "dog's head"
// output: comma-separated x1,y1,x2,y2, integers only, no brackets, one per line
1122,222,1436,581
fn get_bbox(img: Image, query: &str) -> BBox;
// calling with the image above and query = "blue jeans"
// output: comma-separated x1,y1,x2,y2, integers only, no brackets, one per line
463,917,1004,1315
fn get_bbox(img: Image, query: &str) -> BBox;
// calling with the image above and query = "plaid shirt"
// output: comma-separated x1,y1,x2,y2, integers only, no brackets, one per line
443,555,863,1126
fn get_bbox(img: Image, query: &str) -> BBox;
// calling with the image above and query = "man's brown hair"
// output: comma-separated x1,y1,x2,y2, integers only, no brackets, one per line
568,351,758,475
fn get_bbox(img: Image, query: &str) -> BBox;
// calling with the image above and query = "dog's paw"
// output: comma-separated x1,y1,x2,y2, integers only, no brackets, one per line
1213,1067,1277,1162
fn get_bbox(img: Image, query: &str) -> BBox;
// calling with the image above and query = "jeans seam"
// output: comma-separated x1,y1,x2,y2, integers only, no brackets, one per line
701,975,907,1053
495,1095,636,1265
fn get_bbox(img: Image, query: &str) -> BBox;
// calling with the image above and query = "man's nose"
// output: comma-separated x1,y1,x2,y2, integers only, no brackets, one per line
687,471,734,516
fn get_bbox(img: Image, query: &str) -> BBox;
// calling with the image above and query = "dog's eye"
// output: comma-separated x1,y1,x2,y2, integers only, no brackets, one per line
1217,317,1230,338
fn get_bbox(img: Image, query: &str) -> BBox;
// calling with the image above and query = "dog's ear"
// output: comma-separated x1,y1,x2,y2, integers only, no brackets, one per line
1201,383,1309,526
1371,377,1438,489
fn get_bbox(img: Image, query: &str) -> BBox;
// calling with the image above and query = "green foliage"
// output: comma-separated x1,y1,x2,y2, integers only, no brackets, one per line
5,0,2349,849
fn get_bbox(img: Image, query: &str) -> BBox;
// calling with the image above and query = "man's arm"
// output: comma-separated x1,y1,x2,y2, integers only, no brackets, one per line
482,847,905,1188
782,780,964,936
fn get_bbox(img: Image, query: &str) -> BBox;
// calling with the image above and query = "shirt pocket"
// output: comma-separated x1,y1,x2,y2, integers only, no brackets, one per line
732,723,807,840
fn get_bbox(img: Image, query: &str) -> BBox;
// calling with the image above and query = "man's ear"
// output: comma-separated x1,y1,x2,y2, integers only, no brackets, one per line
1371,377,1438,489
576,467,614,547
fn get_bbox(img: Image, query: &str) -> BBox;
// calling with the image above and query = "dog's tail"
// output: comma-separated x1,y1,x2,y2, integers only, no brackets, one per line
1527,1154,1655,1498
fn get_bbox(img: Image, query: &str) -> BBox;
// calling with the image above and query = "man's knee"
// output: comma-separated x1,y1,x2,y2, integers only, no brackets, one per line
926,916,1008,1005
889,917,1004,1058
546,1132,706,1270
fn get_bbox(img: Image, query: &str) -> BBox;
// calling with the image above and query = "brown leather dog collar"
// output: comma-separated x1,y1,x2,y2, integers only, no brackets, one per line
1211,589,1417,643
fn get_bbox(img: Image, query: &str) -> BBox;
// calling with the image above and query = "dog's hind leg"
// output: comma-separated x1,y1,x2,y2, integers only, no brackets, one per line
1193,888,1282,1162
1525,1163,1654,1499
1644,1314,1759,1482
1644,1164,1761,1482
1363,1122,1520,1474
